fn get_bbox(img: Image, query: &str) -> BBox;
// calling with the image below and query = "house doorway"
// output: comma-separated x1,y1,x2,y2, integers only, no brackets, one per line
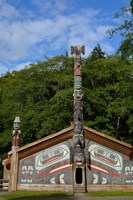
76,167,82,184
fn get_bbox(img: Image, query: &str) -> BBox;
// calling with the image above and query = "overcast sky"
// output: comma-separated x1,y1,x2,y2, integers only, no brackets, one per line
0,0,130,75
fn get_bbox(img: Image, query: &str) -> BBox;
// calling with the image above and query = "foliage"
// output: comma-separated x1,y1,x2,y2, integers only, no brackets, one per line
83,55,133,142
88,44,106,61
117,36,133,59
130,0,133,13
107,0,133,59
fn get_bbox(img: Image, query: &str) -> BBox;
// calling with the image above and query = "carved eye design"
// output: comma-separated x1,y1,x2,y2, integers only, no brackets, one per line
79,135,84,142
90,145,122,168
74,135,79,144
74,153,84,162
37,148,63,166
36,145,69,170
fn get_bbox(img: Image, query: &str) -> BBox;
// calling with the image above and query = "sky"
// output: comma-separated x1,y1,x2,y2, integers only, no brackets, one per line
0,0,131,75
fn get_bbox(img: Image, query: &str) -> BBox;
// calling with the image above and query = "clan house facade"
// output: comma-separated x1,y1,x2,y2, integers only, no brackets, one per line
2,46,133,193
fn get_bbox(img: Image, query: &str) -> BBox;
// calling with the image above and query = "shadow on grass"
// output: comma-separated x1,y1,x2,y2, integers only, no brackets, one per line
0,191,74,200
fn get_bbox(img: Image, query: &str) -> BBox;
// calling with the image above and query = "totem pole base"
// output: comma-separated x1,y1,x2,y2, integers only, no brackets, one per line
73,165,87,193
73,186,87,193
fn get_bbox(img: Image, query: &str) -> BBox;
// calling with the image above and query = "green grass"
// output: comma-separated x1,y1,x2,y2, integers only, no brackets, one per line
1,190,133,199
0,190,73,199
88,191,133,197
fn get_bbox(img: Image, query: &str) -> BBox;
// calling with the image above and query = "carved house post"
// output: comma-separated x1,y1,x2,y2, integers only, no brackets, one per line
70,46,87,192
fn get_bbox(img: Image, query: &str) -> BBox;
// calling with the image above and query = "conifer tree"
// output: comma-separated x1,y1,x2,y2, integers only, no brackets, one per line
89,44,106,61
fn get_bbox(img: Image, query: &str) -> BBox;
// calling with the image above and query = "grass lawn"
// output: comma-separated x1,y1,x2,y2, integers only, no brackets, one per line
88,191,133,197
0,190,73,199
0,190,133,199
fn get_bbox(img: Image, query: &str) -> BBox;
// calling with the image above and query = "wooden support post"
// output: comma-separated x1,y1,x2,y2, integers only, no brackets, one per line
9,149,18,192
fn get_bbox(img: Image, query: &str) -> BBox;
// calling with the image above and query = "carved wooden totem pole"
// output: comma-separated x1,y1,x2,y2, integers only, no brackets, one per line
9,116,21,191
70,45,87,192
12,116,21,150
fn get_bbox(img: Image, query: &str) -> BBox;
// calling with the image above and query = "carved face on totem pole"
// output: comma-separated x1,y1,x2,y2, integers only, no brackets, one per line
74,147,85,165
13,116,21,130
74,76,82,90
74,109,83,134
74,57,81,76
74,101,83,110
74,134,85,149
71,45,85,55
12,116,21,147
73,90,83,100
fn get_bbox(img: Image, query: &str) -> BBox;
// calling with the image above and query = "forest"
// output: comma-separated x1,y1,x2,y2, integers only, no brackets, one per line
0,1,133,178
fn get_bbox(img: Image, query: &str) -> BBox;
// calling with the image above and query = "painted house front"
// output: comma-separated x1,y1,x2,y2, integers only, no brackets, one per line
3,125,133,192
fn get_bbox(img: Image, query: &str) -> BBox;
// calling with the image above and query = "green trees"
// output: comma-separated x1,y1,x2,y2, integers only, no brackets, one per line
0,54,133,144
0,55,73,144
89,44,106,61
83,55,133,143
108,0,133,59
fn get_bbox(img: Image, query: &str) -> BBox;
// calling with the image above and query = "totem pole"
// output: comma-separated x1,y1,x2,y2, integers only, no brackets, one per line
12,116,21,150
9,116,21,192
70,46,87,192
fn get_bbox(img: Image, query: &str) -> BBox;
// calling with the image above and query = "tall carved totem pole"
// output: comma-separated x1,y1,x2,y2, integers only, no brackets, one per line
70,45,87,192
9,116,21,192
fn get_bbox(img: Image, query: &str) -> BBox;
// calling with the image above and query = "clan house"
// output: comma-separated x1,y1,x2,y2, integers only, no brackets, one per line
2,46,133,193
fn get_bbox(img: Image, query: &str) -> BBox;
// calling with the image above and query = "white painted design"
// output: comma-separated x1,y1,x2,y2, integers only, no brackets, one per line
50,177,55,184
27,179,32,183
102,177,107,184
35,144,70,170
21,179,32,183
21,179,27,183
22,165,33,175
125,166,133,174
93,174,98,184
60,174,65,184
89,144,122,171
125,165,133,183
